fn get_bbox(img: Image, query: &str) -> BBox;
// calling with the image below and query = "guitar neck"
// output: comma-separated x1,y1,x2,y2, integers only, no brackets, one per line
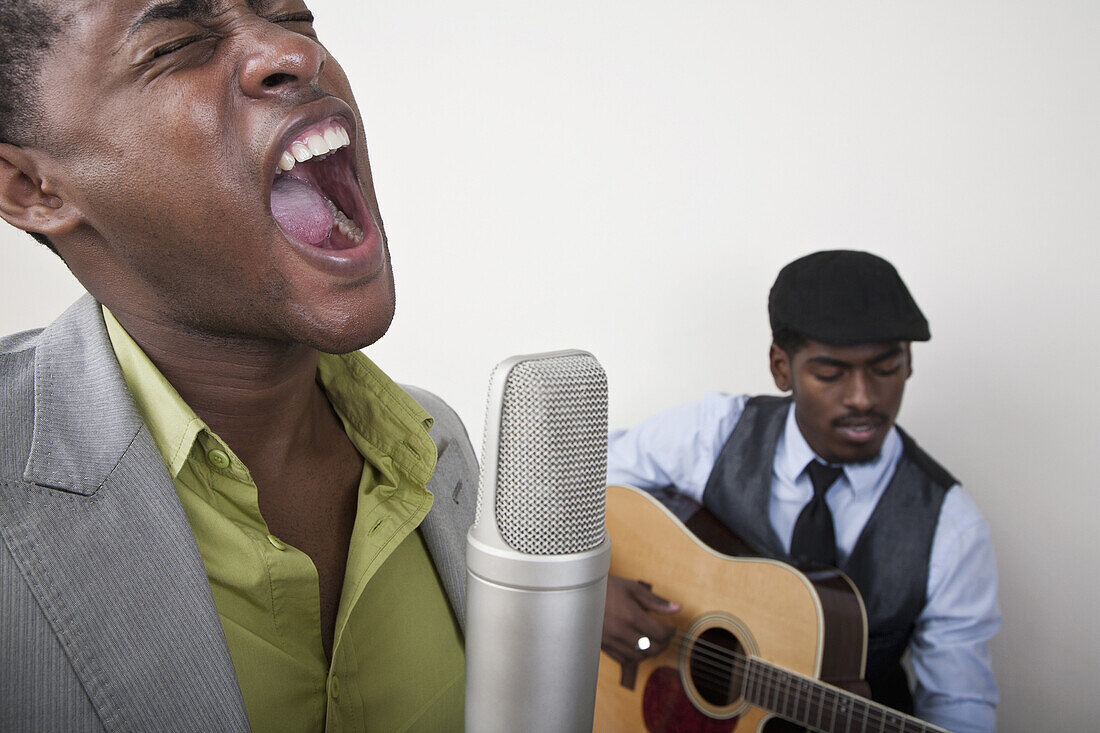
742,657,949,733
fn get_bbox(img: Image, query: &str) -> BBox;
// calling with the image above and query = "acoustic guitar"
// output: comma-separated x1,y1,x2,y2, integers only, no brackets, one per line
593,484,949,733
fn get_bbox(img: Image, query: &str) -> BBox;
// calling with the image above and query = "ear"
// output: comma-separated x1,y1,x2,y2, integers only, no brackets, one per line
0,143,84,239
904,342,914,379
769,342,793,392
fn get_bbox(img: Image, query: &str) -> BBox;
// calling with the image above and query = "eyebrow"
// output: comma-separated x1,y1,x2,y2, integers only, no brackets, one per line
867,346,904,365
127,0,273,36
806,346,904,369
806,356,851,369
128,0,213,36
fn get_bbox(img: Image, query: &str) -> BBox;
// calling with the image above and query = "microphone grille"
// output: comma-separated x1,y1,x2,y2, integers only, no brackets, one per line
479,352,607,555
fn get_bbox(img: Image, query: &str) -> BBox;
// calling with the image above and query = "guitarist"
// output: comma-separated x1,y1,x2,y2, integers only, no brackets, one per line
602,251,999,733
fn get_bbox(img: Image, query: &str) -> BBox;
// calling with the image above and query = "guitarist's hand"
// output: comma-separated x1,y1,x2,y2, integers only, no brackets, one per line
601,574,681,665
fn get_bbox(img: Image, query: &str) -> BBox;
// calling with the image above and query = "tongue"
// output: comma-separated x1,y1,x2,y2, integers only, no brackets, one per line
270,176,333,245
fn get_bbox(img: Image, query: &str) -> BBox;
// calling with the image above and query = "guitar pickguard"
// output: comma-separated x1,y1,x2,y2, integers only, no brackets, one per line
594,485,868,733
642,666,735,733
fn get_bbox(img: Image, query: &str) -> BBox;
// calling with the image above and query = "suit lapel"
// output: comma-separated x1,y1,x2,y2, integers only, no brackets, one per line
6,296,248,731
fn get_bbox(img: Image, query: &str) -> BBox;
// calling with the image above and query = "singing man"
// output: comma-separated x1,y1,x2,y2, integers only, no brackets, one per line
0,1,475,729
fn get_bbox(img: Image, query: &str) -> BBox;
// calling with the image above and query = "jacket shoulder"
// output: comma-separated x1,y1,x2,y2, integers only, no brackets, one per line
400,384,479,631
403,384,480,507
0,327,44,356
0,329,41,480
403,386,474,448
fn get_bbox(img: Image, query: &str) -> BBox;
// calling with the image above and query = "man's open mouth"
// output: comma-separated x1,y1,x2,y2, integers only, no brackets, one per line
269,117,366,250
833,414,885,442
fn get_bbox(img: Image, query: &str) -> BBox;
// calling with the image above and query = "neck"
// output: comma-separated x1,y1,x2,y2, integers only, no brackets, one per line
742,656,947,733
110,307,329,467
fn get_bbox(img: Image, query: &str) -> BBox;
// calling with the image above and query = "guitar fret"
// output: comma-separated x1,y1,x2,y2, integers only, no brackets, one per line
777,667,787,718
772,666,782,715
803,677,815,727
765,661,774,712
814,682,824,730
809,680,818,729
787,669,796,717
790,671,801,722
739,654,948,733
775,668,782,713
773,667,783,717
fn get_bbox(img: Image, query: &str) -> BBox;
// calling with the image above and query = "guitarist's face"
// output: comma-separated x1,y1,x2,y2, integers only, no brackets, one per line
770,340,912,464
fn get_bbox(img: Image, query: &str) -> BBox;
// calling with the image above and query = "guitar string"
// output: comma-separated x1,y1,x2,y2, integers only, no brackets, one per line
666,649,920,733
672,643,918,733
645,630,929,733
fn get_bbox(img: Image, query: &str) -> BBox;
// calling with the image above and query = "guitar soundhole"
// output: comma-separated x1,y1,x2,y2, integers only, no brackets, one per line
688,627,746,707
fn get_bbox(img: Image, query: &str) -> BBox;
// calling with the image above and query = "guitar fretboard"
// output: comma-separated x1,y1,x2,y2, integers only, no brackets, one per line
741,657,948,733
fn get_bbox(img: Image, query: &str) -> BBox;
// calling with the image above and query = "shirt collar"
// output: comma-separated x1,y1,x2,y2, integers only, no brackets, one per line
103,306,437,486
777,400,902,496
103,306,206,478
316,351,436,487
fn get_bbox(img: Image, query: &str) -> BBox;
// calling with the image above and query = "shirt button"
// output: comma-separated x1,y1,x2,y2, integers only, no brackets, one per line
206,449,231,469
329,674,340,700
267,534,287,551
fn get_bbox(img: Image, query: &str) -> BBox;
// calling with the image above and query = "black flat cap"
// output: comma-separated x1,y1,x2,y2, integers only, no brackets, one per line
769,250,930,345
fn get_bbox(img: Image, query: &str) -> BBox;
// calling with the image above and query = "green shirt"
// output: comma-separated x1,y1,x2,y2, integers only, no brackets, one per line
103,308,464,732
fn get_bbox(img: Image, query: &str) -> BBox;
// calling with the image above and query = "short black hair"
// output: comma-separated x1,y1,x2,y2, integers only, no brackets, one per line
0,0,66,254
772,327,808,357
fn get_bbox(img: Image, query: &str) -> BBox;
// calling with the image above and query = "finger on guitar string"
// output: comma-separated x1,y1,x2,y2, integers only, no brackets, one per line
629,578,682,616
602,574,682,663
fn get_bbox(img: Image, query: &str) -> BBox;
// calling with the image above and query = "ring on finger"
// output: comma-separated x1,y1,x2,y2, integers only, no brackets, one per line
636,636,651,652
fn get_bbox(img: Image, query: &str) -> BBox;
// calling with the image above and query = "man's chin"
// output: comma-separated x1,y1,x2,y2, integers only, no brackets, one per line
306,308,395,355
829,439,886,466
290,284,396,355
840,451,881,467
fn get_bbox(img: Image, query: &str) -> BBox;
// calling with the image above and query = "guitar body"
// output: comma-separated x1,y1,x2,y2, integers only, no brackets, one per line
594,485,869,733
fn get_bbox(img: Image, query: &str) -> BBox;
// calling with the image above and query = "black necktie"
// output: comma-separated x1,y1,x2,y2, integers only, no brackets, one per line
790,461,844,567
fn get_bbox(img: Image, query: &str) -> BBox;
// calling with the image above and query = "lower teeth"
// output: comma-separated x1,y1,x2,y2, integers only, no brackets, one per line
324,198,365,244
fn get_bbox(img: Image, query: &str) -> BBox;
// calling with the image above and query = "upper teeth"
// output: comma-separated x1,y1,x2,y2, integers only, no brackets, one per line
277,125,351,172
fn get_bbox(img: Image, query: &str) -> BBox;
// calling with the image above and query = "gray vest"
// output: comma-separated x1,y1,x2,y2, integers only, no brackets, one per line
701,395,954,712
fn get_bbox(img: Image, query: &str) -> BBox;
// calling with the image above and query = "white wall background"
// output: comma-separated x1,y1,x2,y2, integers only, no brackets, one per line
2,1,1096,727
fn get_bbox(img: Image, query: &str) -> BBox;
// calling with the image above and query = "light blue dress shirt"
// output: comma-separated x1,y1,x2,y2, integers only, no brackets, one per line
607,392,1000,733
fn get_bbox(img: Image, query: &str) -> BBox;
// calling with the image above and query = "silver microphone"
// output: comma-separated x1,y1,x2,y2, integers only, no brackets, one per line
465,350,611,733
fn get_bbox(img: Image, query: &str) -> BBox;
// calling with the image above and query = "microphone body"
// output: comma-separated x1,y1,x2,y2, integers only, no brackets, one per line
465,351,611,733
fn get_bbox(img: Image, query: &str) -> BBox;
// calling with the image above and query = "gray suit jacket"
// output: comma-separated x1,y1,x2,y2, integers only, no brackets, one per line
0,295,479,732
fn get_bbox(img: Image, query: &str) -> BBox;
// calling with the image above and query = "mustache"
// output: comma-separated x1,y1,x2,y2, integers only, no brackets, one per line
832,411,890,428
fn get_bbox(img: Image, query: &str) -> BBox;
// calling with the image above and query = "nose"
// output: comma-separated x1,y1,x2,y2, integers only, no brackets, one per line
238,21,326,100
843,370,875,412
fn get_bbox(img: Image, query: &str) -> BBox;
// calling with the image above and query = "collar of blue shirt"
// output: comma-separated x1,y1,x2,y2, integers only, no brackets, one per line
774,402,903,499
